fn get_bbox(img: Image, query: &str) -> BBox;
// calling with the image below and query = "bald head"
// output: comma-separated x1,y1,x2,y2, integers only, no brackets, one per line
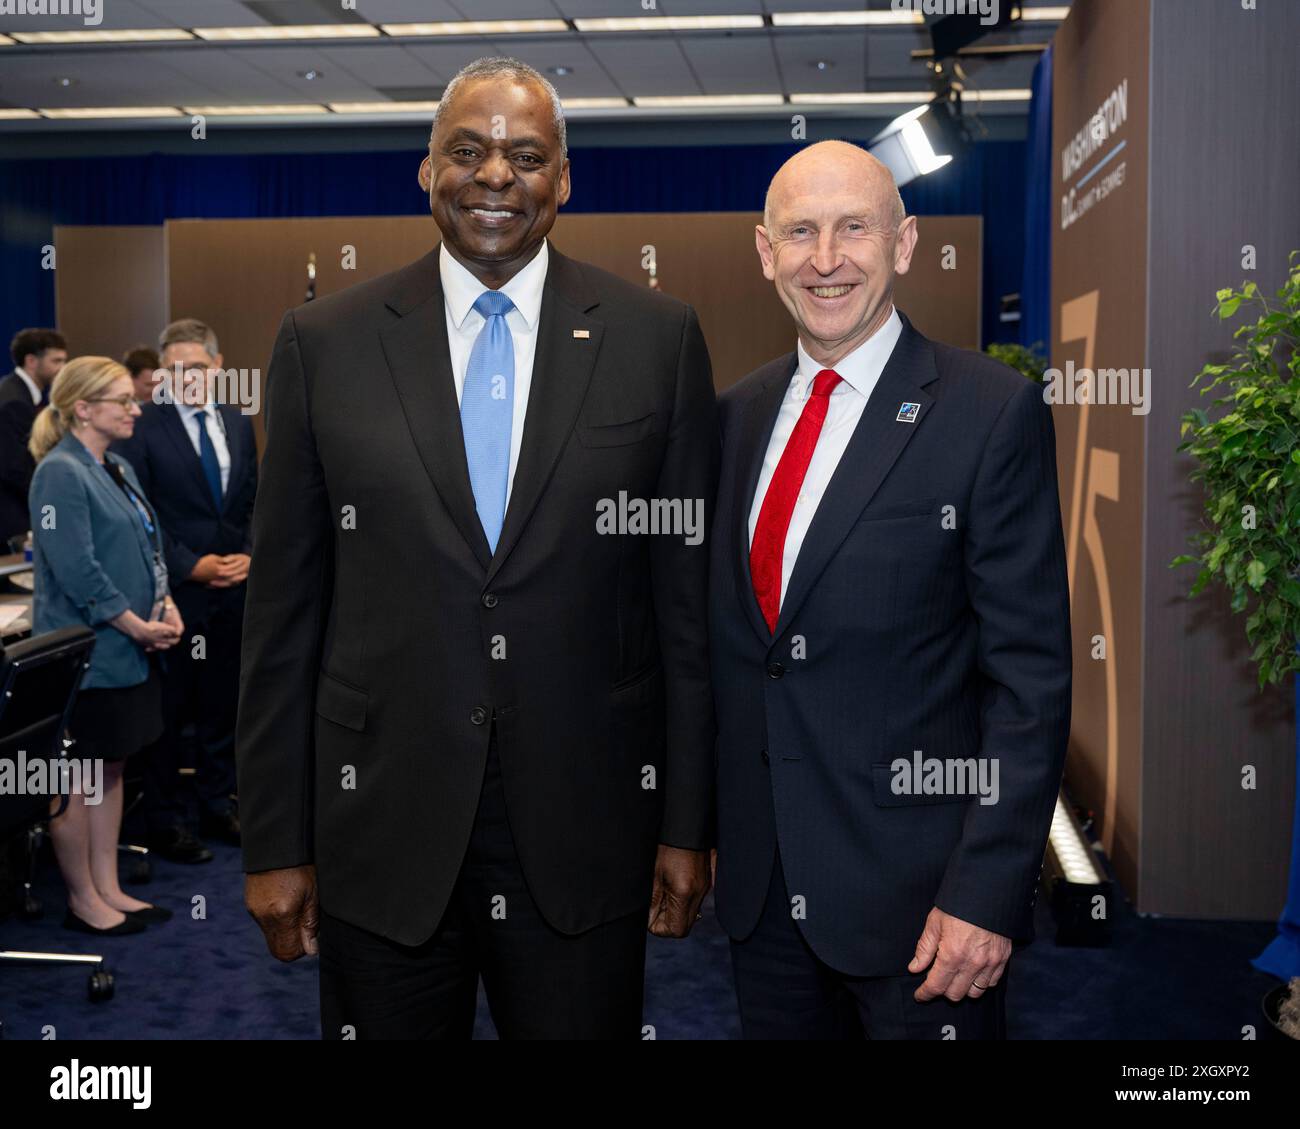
763,141,905,233
754,139,918,367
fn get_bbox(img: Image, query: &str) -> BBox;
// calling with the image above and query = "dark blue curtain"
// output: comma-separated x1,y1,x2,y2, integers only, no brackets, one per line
0,138,1025,353
1020,44,1054,354
898,139,1026,347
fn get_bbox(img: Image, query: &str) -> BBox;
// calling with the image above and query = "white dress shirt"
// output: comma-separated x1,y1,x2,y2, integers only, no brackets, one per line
747,307,904,607
175,400,231,495
14,367,41,405
440,239,549,507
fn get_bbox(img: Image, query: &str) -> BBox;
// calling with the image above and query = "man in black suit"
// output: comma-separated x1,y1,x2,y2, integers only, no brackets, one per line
237,57,716,1039
711,141,1072,1039
113,319,257,863
0,328,66,546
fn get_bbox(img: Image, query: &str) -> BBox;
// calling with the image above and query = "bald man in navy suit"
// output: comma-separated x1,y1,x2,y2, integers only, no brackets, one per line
711,142,1072,1040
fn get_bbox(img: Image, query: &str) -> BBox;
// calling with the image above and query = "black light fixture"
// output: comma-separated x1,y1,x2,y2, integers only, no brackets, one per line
921,1,1015,58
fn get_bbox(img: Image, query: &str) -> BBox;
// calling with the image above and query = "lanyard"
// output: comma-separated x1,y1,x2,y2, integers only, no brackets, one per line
105,462,157,541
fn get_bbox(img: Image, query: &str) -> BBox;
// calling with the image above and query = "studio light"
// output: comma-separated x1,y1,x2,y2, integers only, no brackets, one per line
867,96,964,187
1044,792,1113,947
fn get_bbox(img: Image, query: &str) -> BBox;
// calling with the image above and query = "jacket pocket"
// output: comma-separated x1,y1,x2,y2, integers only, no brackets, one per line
315,668,368,732
856,496,937,523
610,662,663,707
577,412,658,448
870,762,974,807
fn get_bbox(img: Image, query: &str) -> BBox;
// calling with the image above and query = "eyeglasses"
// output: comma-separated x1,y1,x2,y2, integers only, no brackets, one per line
84,395,139,409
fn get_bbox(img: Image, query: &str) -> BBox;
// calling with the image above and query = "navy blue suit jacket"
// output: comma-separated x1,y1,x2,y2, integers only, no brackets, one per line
111,400,257,624
710,313,1072,977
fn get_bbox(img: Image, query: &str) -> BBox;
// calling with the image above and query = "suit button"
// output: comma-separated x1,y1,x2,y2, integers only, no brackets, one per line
481,593,498,608
760,749,770,766
767,662,785,679
470,707,488,726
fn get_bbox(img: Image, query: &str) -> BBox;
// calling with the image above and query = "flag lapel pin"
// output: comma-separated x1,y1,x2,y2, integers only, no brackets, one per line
573,329,591,339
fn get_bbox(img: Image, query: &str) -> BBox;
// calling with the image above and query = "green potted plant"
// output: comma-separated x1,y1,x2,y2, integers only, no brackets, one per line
986,341,1048,383
1173,252,1300,1006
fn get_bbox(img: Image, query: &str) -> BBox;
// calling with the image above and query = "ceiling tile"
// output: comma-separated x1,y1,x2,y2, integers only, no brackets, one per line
678,34,782,95
583,35,697,96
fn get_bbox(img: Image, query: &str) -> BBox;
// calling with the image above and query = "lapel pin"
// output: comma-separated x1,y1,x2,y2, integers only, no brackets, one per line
573,329,590,339
896,402,920,424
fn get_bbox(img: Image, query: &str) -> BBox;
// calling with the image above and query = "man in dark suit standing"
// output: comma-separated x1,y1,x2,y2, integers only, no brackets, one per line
113,319,257,863
711,141,1072,1039
237,57,716,1039
0,328,66,546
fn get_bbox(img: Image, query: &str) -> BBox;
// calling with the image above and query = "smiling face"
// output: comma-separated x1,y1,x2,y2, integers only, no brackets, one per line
757,142,918,368
160,341,222,406
77,373,141,443
419,76,571,287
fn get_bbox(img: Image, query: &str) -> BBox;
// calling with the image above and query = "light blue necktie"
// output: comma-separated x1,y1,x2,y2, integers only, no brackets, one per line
460,290,516,552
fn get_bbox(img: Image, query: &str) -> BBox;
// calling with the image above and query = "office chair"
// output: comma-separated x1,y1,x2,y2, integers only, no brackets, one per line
0,626,117,1026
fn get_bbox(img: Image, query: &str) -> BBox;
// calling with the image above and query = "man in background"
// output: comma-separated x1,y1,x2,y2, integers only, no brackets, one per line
0,328,66,547
122,345,162,403
113,318,257,864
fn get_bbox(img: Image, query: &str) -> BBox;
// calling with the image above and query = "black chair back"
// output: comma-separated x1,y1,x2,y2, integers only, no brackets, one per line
0,626,96,839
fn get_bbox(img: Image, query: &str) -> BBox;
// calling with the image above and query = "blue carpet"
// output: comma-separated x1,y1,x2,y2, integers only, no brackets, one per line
0,841,1281,1040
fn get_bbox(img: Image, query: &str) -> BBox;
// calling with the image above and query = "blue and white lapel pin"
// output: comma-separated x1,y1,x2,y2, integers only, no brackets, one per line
896,402,921,424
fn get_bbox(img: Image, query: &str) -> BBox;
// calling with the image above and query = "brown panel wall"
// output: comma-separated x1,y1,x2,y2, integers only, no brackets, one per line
1051,0,1151,901
163,212,981,453
53,225,165,360
1140,0,1299,919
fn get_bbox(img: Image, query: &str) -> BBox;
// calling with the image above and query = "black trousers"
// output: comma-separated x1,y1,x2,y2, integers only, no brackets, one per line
319,728,648,1040
141,584,243,830
730,849,1008,1040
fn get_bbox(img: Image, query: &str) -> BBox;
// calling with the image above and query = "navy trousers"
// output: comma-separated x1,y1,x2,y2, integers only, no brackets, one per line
730,848,1009,1040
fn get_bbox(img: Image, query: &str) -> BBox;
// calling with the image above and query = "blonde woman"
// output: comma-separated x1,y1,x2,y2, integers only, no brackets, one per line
29,357,185,935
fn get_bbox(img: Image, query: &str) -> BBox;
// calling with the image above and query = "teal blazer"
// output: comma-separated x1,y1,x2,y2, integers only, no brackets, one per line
29,430,169,689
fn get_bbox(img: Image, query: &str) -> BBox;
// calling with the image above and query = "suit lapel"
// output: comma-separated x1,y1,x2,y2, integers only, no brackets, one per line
486,248,602,586
378,246,492,570
772,316,938,640
59,435,157,572
730,354,796,646
217,405,241,515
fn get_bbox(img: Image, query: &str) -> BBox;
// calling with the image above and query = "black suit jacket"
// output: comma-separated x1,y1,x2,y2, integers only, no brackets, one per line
236,243,717,944
112,401,258,626
0,372,39,544
710,314,1072,977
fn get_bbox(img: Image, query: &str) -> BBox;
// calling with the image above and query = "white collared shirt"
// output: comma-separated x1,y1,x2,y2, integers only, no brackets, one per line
14,367,41,405
440,239,549,507
747,307,904,607
174,400,231,494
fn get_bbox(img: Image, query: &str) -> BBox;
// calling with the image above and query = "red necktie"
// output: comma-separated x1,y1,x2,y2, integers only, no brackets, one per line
749,368,842,633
